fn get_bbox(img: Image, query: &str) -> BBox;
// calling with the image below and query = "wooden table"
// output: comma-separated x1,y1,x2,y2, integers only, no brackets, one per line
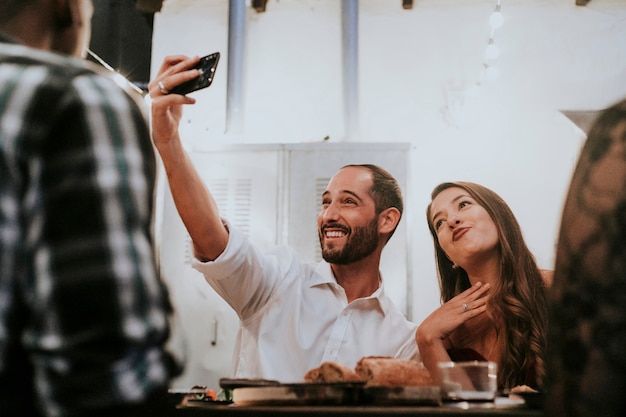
175,401,542,417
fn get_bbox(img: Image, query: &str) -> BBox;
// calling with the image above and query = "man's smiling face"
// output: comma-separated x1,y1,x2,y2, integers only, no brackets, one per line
318,166,380,265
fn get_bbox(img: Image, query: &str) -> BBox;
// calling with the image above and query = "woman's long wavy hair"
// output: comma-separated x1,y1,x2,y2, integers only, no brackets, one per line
426,182,548,389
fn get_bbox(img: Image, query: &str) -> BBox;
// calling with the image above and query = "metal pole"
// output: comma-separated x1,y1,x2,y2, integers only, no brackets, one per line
226,0,246,134
341,0,359,141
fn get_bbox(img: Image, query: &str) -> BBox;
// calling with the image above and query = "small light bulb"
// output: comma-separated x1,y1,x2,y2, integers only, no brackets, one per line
485,65,500,80
489,11,504,29
485,42,500,60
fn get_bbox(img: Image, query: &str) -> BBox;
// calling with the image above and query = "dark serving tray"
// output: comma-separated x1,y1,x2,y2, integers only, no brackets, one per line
232,383,441,406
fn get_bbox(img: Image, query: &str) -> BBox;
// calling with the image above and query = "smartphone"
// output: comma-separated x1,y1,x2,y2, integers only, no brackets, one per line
170,52,220,95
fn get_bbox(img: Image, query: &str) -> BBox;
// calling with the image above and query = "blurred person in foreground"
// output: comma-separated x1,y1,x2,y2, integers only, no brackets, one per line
546,98,626,417
146,55,419,382
416,181,550,391
0,1,181,416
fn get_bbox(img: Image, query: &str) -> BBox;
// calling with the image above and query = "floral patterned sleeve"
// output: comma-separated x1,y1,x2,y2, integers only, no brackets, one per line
546,100,626,417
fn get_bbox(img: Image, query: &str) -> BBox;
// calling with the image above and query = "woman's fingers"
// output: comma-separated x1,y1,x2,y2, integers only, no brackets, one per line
462,299,488,318
418,282,492,343
464,282,490,302
467,281,490,297
452,282,490,315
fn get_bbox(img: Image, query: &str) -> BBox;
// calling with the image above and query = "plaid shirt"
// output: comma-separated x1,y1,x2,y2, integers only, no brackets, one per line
0,36,180,416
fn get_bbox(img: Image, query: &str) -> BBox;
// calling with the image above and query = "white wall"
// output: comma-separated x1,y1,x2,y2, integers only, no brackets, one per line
151,0,626,385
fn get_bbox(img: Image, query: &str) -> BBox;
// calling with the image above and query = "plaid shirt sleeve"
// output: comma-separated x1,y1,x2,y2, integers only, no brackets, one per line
1,47,181,416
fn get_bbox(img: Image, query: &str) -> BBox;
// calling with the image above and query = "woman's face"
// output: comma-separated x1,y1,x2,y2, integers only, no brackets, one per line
429,187,499,268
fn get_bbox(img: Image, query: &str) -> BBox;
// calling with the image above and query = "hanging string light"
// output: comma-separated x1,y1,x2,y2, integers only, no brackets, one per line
488,1,504,31
485,38,500,60
442,0,505,128
479,0,504,84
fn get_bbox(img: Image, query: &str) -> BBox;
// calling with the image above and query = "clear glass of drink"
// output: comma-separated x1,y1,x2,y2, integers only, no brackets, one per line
438,361,497,404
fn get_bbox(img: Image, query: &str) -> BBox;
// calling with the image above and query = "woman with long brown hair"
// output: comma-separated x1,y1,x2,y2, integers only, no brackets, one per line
416,182,549,391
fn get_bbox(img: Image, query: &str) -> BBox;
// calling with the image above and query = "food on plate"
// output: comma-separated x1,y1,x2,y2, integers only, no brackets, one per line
509,385,544,409
510,385,539,393
304,357,434,387
355,356,434,387
303,366,321,382
304,361,362,383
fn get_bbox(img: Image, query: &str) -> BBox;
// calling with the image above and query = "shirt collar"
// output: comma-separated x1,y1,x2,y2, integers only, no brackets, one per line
311,261,391,316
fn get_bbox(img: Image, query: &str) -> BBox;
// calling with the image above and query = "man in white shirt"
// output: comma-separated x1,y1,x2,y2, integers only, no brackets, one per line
148,55,419,382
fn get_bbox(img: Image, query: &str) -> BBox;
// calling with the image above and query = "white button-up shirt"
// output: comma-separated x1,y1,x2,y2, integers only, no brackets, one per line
193,223,419,383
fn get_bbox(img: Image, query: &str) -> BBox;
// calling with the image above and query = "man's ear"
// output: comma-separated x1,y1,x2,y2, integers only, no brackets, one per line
378,207,401,235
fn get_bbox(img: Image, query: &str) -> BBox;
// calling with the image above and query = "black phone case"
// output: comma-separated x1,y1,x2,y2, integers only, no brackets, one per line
170,52,220,95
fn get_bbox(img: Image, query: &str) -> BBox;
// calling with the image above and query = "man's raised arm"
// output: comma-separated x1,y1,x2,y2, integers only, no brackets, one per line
148,55,228,261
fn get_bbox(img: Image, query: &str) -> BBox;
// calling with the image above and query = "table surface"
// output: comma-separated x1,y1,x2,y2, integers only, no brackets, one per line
175,401,542,417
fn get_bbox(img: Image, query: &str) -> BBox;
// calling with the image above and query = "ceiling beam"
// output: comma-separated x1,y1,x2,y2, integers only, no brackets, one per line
252,0,268,12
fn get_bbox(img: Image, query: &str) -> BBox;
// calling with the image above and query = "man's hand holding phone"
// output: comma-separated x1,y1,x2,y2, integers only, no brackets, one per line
169,52,220,95
151,52,220,98
149,53,219,148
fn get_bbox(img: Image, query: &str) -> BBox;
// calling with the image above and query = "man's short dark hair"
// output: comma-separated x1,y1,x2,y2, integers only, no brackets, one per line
342,164,403,241
0,0,32,25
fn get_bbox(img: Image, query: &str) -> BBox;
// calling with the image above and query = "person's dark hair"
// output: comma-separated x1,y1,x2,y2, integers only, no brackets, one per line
426,181,548,389
342,164,403,242
545,98,626,416
583,99,626,163
0,0,31,25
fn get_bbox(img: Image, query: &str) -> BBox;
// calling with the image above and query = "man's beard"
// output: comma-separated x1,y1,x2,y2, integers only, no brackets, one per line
320,217,379,265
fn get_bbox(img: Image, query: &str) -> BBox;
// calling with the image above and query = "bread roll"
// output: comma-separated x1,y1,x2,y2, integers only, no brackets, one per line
304,361,362,383
355,356,434,387
303,366,321,382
